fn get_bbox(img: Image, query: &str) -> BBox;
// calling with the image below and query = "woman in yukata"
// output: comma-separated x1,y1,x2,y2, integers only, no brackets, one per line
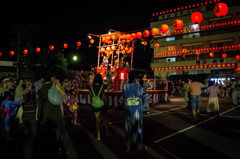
120,71,148,153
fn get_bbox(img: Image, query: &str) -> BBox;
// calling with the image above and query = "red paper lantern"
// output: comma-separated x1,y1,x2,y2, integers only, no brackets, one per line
222,53,227,59
23,49,28,55
191,12,203,24
0,52,2,57
236,55,240,60
76,41,81,47
9,51,14,56
214,3,228,17
155,43,160,48
90,39,94,44
209,52,214,57
173,19,183,30
125,34,131,40
143,30,150,37
160,24,169,33
151,28,159,36
142,41,148,46
63,43,68,49
131,33,137,39
49,45,54,50
36,47,41,53
136,32,142,38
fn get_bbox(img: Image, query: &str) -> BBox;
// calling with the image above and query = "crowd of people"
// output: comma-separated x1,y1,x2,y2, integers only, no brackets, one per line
0,70,152,156
1,71,240,156
182,77,240,122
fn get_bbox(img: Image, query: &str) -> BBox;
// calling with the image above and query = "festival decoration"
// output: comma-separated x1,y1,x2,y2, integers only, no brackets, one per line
209,52,214,57
173,19,183,30
214,3,228,17
90,39,95,44
151,28,159,36
155,43,160,48
0,52,2,57
143,30,150,37
142,41,148,46
49,45,54,51
222,53,227,59
136,32,142,38
236,55,240,60
63,43,68,49
160,24,169,33
76,41,81,47
191,12,203,24
36,47,41,53
131,33,137,39
23,49,28,55
9,51,14,56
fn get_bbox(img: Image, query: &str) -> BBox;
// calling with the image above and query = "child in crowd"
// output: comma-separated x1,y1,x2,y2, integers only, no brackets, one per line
0,92,22,138
67,89,80,126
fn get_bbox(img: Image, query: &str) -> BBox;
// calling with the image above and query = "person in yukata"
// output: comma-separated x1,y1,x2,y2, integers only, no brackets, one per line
0,91,22,138
120,71,148,153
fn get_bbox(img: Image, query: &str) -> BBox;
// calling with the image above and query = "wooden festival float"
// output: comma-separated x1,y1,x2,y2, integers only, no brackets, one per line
76,31,168,107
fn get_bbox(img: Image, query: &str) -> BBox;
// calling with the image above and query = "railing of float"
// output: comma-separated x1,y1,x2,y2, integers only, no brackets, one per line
74,79,168,107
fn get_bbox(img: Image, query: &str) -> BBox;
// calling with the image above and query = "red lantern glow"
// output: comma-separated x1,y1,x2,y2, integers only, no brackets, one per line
214,3,228,17
90,39,94,44
63,43,68,49
131,33,137,39
151,28,159,36
76,41,81,47
136,32,142,38
10,51,14,56
23,49,28,55
125,34,131,40
209,52,214,57
49,45,54,50
143,30,150,37
155,43,160,48
173,19,183,30
236,55,240,60
36,47,41,53
0,52,2,57
191,12,203,24
222,53,227,59
160,24,169,33
142,41,148,46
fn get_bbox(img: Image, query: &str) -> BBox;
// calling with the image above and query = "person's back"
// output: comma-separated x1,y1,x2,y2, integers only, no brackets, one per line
207,85,219,98
188,81,205,96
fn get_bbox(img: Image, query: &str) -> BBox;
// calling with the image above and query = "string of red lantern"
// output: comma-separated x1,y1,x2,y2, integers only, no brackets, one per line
152,0,221,17
155,44,240,57
152,63,236,71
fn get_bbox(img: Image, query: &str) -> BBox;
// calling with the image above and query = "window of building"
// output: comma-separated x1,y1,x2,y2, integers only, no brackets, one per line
189,70,203,75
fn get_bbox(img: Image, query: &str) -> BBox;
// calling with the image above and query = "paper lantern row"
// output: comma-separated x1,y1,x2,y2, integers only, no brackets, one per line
152,63,236,71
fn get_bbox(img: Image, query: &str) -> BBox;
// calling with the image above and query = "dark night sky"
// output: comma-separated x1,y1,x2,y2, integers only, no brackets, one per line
1,0,238,70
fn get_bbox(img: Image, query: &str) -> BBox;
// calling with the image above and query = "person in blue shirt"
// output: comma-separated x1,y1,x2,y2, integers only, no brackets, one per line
120,71,148,153
0,92,22,138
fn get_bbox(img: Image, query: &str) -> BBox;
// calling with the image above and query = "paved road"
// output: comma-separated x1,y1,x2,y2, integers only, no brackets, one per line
1,96,240,159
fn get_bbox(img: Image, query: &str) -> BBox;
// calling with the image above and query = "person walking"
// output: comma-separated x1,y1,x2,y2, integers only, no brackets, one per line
206,81,220,116
14,79,29,127
88,74,111,141
38,74,77,158
186,77,205,122
34,77,44,121
120,71,148,153
231,79,240,107
0,91,22,139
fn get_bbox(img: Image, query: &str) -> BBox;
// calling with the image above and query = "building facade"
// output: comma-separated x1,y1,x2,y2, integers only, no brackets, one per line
150,1,240,82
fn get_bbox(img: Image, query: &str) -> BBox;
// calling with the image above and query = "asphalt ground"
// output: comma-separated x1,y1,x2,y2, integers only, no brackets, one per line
0,96,240,159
